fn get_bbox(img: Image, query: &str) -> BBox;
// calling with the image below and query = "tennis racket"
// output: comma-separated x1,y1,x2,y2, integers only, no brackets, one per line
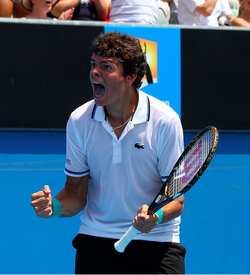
114,126,219,253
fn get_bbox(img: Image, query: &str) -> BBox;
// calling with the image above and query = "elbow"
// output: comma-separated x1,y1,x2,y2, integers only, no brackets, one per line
180,196,185,215
196,5,214,17
205,12,213,17
98,15,107,21
96,3,111,21
176,196,185,216
97,11,109,21
180,202,184,216
203,9,213,17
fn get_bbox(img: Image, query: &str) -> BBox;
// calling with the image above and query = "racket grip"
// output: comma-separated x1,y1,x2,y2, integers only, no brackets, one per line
114,225,139,253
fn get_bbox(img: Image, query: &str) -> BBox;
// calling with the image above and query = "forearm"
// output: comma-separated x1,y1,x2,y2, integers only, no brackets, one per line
55,187,87,217
133,196,184,233
94,0,111,20
55,175,88,218
195,0,217,17
51,0,79,17
161,0,172,3
160,196,184,223
231,17,250,26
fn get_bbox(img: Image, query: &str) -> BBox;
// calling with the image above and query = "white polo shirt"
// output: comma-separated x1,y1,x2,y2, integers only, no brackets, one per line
202,0,232,26
110,0,158,24
178,0,232,26
64,90,184,243
178,0,205,25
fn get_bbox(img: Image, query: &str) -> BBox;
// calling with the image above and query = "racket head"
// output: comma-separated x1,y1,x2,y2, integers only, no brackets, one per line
148,126,219,214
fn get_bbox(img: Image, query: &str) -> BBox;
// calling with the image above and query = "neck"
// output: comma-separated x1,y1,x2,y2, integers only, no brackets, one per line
105,90,138,122
109,109,135,133
105,90,138,136
28,7,50,19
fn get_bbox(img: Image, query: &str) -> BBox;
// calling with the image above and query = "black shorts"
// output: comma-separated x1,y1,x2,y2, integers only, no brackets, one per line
72,234,186,274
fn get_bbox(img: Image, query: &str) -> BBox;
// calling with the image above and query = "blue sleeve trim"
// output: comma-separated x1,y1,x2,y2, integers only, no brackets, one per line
64,168,89,177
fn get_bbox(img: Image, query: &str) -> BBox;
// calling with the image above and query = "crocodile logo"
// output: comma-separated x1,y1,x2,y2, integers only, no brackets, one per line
134,143,144,149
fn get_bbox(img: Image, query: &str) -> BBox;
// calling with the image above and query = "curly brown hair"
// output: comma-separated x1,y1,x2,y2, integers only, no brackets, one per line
91,31,147,89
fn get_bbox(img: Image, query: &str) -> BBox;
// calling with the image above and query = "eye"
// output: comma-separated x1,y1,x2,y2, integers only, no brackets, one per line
90,62,96,68
103,64,111,70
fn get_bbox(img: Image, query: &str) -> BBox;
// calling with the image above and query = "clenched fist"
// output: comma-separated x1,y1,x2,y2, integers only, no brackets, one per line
31,185,53,218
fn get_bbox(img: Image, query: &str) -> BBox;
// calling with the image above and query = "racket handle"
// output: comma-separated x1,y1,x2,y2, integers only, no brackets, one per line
114,225,139,253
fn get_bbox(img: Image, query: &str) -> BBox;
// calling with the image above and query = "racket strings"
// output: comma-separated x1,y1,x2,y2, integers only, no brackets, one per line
168,130,214,197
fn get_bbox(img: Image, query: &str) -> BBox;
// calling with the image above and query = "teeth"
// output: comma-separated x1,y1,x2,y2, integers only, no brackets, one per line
93,81,102,85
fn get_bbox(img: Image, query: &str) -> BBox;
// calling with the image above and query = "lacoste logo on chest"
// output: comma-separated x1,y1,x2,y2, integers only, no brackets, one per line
134,142,144,149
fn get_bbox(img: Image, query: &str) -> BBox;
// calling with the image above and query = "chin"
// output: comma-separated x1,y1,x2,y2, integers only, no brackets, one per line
93,97,105,106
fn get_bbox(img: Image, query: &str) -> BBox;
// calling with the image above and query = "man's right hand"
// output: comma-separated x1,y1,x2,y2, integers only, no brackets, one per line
31,185,53,218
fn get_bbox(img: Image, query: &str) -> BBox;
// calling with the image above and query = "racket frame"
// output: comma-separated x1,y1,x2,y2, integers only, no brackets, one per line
148,126,219,215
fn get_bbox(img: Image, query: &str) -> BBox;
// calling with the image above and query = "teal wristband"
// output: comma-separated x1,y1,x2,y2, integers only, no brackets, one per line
155,208,163,224
49,197,61,219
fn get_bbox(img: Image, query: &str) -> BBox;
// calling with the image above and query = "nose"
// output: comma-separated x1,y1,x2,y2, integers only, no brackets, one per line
91,65,101,77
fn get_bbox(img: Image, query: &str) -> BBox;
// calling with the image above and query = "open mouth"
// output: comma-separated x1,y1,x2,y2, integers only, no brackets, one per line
92,81,105,98
46,0,51,6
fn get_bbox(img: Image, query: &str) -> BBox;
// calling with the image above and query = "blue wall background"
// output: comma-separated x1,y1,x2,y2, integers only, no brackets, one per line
0,130,249,274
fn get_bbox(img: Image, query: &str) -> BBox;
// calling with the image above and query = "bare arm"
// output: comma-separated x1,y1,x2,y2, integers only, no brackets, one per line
231,17,250,26
50,0,80,18
0,0,13,17
30,175,88,218
160,0,172,3
227,14,234,20
55,175,88,217
94,0,111,20
57,7,75,20
161,195,184,223
133,196,184,233
195,0,217,17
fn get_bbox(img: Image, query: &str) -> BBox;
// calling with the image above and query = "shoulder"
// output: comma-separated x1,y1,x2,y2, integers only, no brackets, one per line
66,100,95,136
70,100,95,121
146,93,179,121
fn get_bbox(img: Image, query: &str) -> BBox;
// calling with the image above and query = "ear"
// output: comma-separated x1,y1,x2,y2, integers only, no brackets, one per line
125,73,137,85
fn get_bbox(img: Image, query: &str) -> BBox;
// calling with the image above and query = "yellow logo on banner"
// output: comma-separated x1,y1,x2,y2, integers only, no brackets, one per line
138,38,158,88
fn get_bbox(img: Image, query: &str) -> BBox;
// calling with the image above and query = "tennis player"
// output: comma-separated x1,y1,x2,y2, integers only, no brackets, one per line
31,31,186,274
